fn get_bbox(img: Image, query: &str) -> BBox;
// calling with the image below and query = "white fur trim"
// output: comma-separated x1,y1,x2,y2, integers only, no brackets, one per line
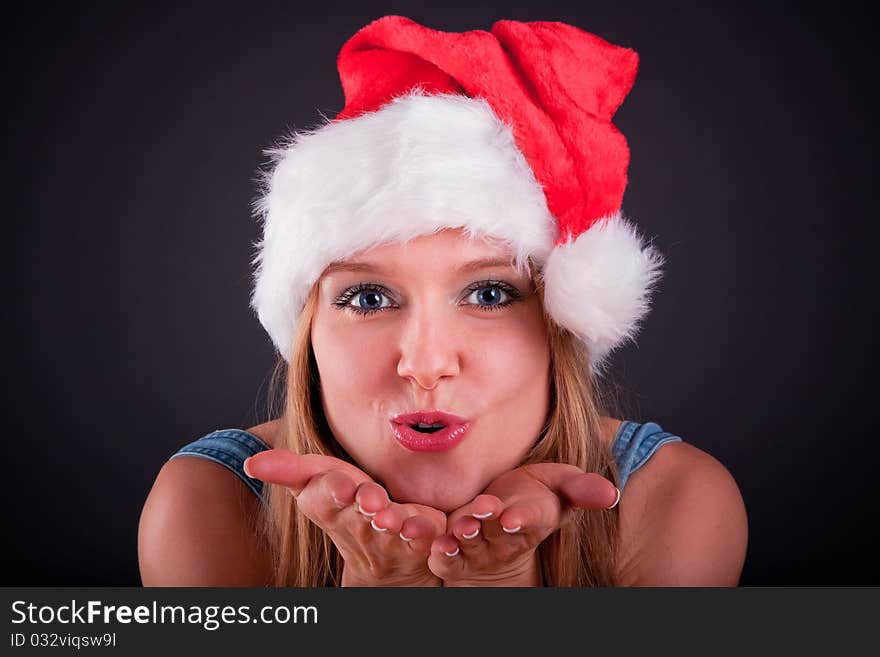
250,91,557,360
542,212,665,376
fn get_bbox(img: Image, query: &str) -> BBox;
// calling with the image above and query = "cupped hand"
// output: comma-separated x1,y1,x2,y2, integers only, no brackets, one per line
244,450,447,587
427,463,621,586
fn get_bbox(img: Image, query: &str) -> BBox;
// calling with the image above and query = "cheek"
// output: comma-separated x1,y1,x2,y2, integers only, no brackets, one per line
310,320,396,458
311,318,391,391
462,324,547,388
465,314,552,458
468,313,550,389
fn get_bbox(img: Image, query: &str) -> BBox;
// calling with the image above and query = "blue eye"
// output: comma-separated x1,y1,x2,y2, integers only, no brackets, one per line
332,284,395,317
463,284,513,311
333,280,522,317
463,280,523,311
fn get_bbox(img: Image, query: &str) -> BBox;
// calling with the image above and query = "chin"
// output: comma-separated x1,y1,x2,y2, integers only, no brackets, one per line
385,478,482,513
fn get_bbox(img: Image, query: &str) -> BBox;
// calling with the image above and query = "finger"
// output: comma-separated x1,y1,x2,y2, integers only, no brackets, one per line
370,505,407,535
354,481,390,518
459,495,510,543
399,515,442,554
449,515,487,557
497,497,561,538
296,470,359,524
467,494,505,522
427,537,463,581
523,464,619,510
319,469,358,508
427,534,464,580
557,472,620,510
446,494,505,530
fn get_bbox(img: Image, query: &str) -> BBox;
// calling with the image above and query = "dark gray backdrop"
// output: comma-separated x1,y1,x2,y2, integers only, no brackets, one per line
4,0,875,585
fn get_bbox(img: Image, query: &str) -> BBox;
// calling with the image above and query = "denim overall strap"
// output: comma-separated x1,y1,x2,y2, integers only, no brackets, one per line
169,429,271,501
611,421,683,493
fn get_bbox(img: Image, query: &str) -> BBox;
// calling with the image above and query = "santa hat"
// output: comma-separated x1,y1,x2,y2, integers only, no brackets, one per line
250,15,665,377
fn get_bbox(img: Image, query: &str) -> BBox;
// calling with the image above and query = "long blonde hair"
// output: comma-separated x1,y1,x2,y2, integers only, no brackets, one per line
256,262,627,586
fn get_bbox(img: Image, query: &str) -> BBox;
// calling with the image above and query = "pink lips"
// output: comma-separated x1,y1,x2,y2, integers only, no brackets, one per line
390,411,471,452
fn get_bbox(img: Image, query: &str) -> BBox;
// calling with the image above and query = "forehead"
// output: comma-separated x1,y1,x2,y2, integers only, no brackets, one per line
322,229,523,277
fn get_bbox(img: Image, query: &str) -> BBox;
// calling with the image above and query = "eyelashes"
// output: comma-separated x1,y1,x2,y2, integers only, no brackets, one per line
332,280,525,317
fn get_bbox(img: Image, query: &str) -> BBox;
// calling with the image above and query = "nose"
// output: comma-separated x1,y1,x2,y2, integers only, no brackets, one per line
396,304,462,390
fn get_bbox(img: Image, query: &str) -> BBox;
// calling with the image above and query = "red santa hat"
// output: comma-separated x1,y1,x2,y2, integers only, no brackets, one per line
250,15,665,376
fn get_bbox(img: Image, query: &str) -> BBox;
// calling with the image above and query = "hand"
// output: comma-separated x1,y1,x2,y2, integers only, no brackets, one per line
427,463,620,587
244,450,447,587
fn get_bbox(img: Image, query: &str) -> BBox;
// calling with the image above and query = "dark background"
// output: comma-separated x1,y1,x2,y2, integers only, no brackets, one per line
4,0,875,586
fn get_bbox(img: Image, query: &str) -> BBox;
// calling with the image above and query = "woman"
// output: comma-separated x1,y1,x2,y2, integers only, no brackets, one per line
138,16,748,587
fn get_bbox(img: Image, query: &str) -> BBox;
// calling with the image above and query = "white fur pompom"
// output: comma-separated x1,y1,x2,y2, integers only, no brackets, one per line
542,212,665,377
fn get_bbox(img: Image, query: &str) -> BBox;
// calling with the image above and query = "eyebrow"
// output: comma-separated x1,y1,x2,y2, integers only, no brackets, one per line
323,257,519,276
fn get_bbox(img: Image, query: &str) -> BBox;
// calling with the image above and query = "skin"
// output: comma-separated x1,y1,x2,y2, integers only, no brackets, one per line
244,228,620,586
140,232,747,588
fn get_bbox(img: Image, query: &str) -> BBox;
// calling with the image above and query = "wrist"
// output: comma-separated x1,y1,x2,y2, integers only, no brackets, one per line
341,566,442,587
443,554,543,588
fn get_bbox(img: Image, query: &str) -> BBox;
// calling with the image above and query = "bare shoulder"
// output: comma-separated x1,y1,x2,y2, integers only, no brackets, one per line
615,434,748,586
138,451,274,586
246,419,284,448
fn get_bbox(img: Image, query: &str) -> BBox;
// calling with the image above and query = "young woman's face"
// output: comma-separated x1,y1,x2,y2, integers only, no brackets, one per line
310,228,551,512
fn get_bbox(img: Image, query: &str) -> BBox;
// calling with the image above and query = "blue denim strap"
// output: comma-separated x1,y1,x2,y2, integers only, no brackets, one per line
169,429,271,501
611,421,683,493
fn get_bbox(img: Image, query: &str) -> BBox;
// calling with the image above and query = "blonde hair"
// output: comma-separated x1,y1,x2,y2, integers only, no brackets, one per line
256,262,626,586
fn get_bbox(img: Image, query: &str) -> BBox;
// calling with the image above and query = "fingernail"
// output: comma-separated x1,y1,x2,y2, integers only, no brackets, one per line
370,519,388,532
444,547,460,557
471,511,493,519
462,528,480,540
502,524,522,534
242,458,255,479
356,503,376,517
399,532,414,542
606,487,621,510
